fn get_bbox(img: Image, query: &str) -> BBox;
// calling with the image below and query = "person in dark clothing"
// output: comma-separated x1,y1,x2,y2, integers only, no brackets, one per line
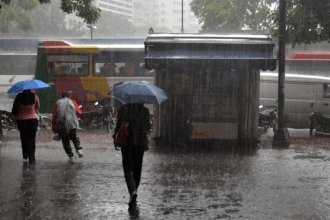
112,103,151,208
12,90,40,163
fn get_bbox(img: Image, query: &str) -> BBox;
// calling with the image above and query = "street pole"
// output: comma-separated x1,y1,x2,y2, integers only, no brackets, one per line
273,0,290,147
181,0,184,33
91,28,93,42
87,25,97,43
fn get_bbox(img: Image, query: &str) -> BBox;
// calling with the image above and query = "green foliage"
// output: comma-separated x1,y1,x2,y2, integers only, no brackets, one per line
18,0,39,10
0,2,20,33
268,0,330,48
1,0,87,38
18,14,35,31
0,0,35,33
0,0,100,33
190,0,276,33
60,0,100,25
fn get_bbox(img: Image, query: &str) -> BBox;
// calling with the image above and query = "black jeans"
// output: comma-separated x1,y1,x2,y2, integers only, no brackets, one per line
61,129,81,158
16,119,38,160
121,144,145,195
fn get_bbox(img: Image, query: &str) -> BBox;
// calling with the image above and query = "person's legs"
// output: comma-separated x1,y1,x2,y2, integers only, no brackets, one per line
121,144,136,195
0,112,3,143
69,129,83,158
26,119,38,162
69,129,82,151
16,120,28,160
61,133,74,158
132,145,145,191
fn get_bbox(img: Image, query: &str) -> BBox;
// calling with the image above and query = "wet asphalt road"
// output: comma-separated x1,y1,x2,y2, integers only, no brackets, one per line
1,130,330,219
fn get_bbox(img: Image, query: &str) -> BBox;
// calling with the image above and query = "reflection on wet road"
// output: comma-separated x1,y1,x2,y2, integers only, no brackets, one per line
1,131,330,219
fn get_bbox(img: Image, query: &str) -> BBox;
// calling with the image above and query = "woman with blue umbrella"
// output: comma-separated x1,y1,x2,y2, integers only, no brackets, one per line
110,81,168,208
9,79,49,163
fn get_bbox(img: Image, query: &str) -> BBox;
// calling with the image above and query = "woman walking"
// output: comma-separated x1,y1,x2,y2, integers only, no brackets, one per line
12,90,40,163
113,103,151,208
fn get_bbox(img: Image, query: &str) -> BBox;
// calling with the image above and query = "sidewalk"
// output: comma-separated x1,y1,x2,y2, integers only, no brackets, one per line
1,130,330,219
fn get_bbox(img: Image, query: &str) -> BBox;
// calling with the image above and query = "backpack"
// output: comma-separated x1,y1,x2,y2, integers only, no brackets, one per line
56,100,70,137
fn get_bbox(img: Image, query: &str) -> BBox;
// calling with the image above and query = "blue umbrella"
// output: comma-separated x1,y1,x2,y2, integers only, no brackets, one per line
109,81,168,105
7,79,50,93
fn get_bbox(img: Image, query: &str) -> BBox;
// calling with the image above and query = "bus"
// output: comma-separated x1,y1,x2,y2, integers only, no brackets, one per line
34,40,154,116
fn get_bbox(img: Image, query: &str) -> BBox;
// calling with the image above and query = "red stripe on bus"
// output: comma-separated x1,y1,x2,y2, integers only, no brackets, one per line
43,41,71,47
53,77,87,103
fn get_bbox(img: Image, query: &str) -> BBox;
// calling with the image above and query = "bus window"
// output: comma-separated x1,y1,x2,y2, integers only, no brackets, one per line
94,63,117,76
324,84,330,98
116,62,137,76
114,62,154,76
92,51,153,77
46,54,89,76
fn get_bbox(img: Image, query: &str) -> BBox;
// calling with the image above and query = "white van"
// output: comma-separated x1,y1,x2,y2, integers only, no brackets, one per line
260,73,330,129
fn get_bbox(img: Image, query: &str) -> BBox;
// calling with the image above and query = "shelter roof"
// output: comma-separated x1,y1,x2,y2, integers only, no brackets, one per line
145,33,277,71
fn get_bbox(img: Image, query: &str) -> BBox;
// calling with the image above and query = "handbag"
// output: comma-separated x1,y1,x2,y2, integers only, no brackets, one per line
114,121,129,147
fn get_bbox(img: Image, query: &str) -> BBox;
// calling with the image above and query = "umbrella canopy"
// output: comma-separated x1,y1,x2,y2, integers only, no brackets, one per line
109,81,168,105
7,79,50,93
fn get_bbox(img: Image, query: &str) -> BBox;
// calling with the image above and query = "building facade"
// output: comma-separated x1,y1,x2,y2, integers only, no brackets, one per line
132,0,201,33
98,0,133,21
65,0,201,34
65,0,133,31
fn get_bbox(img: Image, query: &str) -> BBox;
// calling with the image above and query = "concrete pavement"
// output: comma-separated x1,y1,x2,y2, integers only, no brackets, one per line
1,130,330,219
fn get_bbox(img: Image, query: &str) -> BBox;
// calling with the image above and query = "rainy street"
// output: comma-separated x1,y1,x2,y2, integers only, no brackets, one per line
1,129,330,219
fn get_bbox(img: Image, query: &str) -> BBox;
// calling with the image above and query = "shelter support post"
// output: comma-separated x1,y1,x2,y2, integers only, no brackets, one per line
273,0,290,147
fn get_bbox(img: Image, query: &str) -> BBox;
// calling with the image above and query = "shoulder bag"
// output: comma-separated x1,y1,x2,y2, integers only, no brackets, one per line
114,120,129,148
56,99,70,137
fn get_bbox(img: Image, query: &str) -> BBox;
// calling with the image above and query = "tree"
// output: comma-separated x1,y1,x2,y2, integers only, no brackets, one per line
189,0,276,33
268,0,330,48
0,0,100,33
93,10,134,38
28,0,86,38
1,0,87,38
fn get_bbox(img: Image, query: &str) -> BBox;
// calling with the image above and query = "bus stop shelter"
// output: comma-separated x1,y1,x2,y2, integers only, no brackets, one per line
145,33,276,144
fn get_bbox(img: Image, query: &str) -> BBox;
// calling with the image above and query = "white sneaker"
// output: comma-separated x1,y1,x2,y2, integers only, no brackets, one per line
68,157,75,164
76,150,84,158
